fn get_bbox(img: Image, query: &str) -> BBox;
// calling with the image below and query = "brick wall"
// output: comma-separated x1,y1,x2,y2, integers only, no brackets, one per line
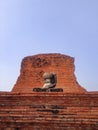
12,53,86,93
0,92,98,130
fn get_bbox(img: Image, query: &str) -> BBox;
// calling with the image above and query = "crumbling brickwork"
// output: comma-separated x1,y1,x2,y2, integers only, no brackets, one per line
0,53,98,129
12,53,86,93
0,92,98,130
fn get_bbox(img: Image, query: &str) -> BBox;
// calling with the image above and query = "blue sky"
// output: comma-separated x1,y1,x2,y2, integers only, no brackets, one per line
0,0,98,91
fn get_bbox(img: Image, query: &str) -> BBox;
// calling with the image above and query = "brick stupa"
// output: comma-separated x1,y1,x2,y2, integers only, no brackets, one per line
12,53,86,93
0,53,98,130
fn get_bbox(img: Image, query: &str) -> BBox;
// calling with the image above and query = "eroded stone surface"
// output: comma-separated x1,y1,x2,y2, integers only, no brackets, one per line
42,72,57,89
12,53,86,93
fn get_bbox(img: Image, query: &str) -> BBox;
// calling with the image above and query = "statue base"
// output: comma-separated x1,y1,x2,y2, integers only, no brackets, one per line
33,88,63,92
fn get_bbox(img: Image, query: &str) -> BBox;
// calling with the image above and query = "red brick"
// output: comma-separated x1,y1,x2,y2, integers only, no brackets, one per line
12,53,86,93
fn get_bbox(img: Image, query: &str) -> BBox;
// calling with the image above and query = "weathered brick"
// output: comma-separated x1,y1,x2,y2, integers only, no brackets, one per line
0,53,98,129
0,92,98,129
12,53,86,93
